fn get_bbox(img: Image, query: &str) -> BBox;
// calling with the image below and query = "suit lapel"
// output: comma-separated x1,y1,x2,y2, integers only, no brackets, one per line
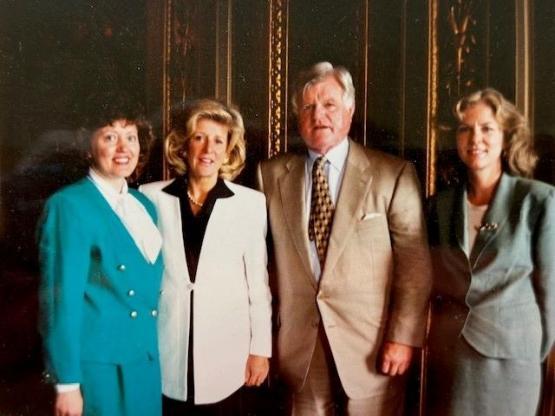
83,179,148,264
452,186,468,254
469,173,513,268
160,179,192,286
323,141,373,276
277,155,316,288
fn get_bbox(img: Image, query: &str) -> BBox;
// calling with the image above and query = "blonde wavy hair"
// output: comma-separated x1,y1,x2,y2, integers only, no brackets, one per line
455,88,537,177
165,99,246,180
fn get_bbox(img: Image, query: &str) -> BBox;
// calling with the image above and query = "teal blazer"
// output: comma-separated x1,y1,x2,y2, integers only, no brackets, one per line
38,178,163,383
429,173,555,360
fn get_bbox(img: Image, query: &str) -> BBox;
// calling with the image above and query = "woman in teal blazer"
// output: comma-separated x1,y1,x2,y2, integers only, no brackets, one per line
38,102,163,416
427,88,555,415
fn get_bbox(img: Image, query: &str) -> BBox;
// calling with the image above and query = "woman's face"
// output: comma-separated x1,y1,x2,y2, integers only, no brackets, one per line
90,119,139,183
186,118,229,181
456,102,504,176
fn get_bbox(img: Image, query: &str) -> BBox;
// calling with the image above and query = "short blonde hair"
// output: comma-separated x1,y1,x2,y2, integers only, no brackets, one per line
165,99,246,180
455,88,537,177
291,61,355,115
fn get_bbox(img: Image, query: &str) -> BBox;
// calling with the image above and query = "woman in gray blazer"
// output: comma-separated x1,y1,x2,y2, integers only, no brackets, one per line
427,88,555,415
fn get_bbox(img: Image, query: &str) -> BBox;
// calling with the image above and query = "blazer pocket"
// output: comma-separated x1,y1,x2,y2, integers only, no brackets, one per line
361,212,383,221
356,215,388,233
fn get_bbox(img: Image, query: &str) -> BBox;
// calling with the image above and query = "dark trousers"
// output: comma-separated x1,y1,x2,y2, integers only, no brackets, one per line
162,387,244,416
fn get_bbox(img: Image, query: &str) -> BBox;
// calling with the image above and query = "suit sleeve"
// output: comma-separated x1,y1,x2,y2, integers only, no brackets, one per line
255,163,265,193
38,194,90,383
243,192,272,357
385,162,432,347
533,188,555,359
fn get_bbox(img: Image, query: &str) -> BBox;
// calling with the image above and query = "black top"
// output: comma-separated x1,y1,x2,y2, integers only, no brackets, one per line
162,175,234,281
161,175,234,404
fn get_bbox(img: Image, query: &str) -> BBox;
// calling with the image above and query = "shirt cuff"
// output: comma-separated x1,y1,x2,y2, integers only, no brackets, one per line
55,383,80,393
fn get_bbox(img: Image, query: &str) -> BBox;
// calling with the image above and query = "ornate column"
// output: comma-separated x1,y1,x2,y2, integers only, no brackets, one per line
267,0,289,158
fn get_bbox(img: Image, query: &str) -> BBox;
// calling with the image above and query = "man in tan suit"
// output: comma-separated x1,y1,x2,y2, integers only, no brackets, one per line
256,62,431,415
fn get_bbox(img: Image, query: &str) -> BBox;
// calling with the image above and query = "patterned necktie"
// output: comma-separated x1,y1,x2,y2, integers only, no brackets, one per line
308,156,335,267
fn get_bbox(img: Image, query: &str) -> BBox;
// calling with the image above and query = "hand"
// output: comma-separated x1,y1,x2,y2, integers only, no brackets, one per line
244,354,269,387
379,341,413,376
55,389,83,416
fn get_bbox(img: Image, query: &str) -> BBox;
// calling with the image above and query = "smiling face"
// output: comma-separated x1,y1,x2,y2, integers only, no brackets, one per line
89,119,139,187
185,118,229,183
456,101,504,178
297,75,354,155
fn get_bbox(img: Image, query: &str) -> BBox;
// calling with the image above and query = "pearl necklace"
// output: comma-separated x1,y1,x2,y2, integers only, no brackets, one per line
187,190,204,208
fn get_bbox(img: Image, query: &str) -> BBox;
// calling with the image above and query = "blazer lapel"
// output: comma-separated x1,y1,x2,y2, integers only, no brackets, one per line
83,179,148,263
278,155,316,288
453,186,468,254
323,141,373,276
161,180,192,286
470,173,513,268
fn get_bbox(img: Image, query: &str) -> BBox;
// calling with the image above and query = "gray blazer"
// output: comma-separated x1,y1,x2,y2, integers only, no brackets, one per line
429,173,555,360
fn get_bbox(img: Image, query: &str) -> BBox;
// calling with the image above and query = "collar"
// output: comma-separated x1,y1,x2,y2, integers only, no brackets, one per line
88,168,128,200
307,137,349,173
162,176,234,200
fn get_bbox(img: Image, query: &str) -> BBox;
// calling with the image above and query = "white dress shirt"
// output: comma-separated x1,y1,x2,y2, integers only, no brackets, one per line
304,138,349,280
88,168,162,264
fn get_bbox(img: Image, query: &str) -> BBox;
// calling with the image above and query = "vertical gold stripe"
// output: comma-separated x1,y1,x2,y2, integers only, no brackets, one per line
162,0,172,179
284,0,289,152
420,2,438,413
267,0,289,158
361,0,369,147
266,0,273,158
399,0,408,157
226,0,233,104
425,0,439,198
215,0,233,104
515,0,533,127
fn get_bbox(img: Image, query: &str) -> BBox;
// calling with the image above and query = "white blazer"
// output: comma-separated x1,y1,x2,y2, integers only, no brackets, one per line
140,179,272,404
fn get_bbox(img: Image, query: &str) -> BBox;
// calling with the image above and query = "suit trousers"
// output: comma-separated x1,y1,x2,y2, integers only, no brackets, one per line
291,327,405,416
80,358,161,416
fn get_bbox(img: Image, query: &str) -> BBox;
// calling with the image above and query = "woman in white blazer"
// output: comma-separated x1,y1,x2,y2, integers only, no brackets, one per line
140,99,272,415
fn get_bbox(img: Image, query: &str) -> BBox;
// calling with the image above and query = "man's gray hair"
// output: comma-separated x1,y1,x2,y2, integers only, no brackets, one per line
291,61,356,115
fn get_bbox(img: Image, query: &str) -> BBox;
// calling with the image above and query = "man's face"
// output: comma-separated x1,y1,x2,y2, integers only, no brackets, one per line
297,75,354,155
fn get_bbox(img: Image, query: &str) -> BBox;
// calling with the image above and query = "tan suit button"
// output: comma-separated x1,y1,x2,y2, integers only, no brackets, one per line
151,309,158,317
117,264,126,272
130,310,138,319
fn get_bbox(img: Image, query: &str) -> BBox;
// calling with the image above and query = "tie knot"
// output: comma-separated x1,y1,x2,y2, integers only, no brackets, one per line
313,156,327,175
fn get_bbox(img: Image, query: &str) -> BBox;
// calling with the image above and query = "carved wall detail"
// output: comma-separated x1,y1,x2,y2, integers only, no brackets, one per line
268,0,289,157
445,0,478,100
427,0,439,197
168,1,194,121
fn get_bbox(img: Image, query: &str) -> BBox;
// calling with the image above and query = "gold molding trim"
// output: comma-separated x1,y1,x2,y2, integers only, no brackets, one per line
515,0,533,127
445,0,477,101
361,0,369,147
162,0,172,178
421,1,439,414
215,0,233,104
162,0,172,139
267,0,289,158
425,0,439,198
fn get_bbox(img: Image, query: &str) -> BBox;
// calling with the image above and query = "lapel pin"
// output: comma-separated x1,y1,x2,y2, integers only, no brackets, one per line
478,222,498,232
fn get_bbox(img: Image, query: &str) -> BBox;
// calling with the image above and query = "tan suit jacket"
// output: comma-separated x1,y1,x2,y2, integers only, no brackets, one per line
256,139,431,399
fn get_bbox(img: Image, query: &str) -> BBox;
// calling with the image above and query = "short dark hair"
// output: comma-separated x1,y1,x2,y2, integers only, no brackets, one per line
79,93,154,180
